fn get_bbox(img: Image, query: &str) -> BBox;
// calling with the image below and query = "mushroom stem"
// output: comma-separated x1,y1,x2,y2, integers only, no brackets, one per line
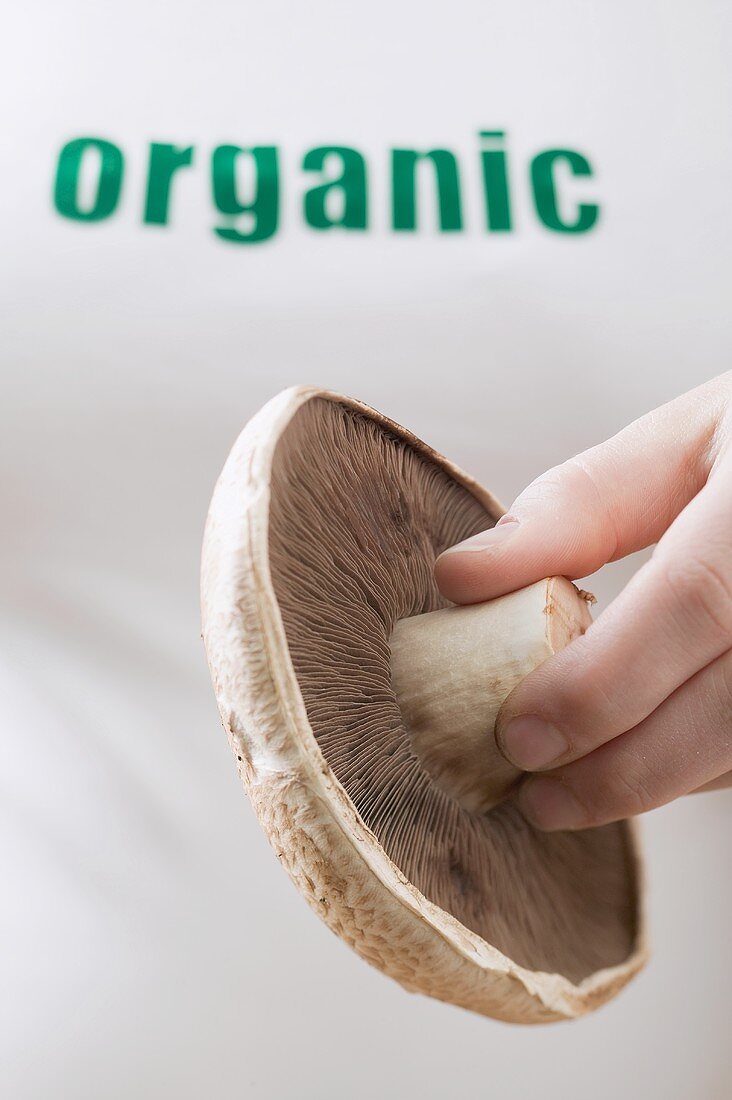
389,577,593,813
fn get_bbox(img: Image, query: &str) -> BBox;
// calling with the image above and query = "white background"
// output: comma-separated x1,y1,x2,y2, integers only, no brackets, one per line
2,2,731,1097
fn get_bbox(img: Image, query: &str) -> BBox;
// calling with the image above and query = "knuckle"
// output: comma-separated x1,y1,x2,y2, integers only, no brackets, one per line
587,768,657,823
657,552,732,645
513,457,617,566
556,688,611,750
707,654,732,756
515,466,571,513
542,658,623,749
613,769,658,816
564,457,621,562
713,651,732,707
518,458,603,516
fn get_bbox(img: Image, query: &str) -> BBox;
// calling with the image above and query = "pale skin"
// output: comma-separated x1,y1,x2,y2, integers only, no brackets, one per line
435,373,732,831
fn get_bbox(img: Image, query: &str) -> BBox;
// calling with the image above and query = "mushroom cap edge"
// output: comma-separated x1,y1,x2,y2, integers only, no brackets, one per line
200,385,649,1024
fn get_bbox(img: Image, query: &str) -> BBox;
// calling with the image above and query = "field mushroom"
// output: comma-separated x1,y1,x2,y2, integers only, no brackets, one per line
201,386,646,1024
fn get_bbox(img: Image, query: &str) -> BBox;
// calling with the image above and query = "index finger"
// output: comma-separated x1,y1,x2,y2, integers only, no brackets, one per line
434,374,730,605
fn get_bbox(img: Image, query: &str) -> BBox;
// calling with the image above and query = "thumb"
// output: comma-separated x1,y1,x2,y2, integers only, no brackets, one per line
434,378,727,604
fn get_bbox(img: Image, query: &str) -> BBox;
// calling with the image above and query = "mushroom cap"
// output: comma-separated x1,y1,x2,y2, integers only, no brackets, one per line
201,386,647,1024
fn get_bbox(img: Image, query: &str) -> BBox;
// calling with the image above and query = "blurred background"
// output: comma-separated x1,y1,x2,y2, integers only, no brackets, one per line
2,2,731,1097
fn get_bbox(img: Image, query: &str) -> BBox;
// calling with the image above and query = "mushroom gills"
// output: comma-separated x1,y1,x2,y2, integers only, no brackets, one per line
268,396,639,985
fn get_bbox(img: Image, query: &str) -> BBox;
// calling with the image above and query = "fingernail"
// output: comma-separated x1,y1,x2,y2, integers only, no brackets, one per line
439,515,519,557
518,777,586,831
499,715,569,770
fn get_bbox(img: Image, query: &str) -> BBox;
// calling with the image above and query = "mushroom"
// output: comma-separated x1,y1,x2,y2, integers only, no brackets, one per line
201,386,646,1024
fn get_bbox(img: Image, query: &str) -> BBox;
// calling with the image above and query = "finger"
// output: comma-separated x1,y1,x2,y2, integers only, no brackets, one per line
515,646,732,830
435,374,730,605
495,453,732,771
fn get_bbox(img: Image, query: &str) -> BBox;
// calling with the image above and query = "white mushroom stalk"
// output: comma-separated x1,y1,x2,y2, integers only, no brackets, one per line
390,578,593,812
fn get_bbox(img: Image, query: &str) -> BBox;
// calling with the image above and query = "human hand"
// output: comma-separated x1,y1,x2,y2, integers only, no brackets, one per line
435,374,732,830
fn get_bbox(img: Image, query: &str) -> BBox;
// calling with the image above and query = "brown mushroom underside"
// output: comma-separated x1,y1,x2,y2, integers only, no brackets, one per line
268,397,638,983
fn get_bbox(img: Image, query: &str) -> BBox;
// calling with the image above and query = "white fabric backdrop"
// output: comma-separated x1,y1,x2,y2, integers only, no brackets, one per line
2,2,731,1097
